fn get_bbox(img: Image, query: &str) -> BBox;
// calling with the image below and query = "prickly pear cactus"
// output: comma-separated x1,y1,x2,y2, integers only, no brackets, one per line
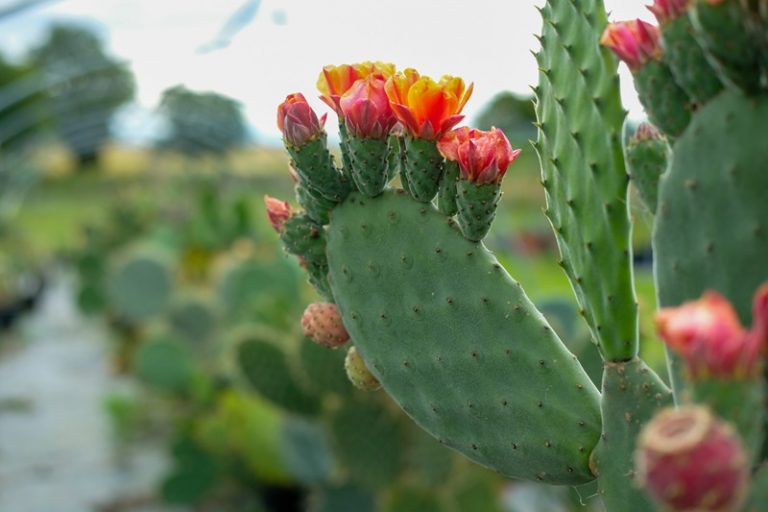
266,0,768,509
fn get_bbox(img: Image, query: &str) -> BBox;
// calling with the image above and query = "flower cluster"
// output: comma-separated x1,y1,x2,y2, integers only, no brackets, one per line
655,285,768,379
277,62,475,143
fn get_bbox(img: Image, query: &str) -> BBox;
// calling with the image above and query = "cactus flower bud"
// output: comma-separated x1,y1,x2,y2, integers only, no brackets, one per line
344,346,381,391
385,69,472,140
263,195,294,233
655,287,768,379
601,20,661,71
437,127,521,185
339,76,397,139
648,0,690,24
277,93,327,147
636,406,749,512
301,302,349,348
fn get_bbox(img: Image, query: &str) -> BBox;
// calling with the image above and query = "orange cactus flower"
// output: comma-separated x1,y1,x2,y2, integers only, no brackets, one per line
437,127,521,184
385,69,473,140
339,75,396,138
655,286,768,379
264,195,294,233
277,93,327,147
317,61,396,115
601,20,661,71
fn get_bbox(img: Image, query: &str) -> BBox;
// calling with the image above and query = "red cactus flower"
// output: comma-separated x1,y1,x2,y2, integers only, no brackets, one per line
317,61,395,115
648,0,691,24
339,75,397,139
437,127,521,184
601,20,661,71
636,406,749,512
277,93,327,147
655,286,768,379
385,69,473,140
264,195,294,233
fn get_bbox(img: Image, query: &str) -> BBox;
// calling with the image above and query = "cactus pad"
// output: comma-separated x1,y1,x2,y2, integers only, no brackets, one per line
326,191,601,484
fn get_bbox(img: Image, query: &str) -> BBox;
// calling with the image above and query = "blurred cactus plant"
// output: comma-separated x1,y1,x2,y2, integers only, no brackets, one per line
264,1,768,509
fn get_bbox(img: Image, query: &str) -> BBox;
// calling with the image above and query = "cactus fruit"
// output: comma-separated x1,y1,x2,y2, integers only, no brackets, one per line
301,302,350,348
636,406,749,512
624,123,670,213
344,346,380,391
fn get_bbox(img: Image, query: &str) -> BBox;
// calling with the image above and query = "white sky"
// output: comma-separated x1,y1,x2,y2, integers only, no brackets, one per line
0,0,650,145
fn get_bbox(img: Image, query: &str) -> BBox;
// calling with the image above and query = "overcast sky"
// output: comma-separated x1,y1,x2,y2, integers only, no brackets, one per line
0,0,650,145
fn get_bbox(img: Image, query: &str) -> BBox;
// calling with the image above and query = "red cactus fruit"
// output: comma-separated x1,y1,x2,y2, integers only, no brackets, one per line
301,302,350,348
636,405,749,512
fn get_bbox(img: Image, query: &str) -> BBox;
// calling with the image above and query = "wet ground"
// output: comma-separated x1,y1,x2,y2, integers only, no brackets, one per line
0,277,182,512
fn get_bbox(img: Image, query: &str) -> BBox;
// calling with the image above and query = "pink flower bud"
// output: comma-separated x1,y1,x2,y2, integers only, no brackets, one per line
263,195,294,233
277,93,327,147
636,406,749,512
339,76,397,139
301,302,349,348
655,287,768,379
601,20,661,71
437,127,521,184
633,122,663,141
648,0,691,24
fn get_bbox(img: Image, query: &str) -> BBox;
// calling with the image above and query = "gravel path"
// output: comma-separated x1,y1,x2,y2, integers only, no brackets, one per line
0,276,181,512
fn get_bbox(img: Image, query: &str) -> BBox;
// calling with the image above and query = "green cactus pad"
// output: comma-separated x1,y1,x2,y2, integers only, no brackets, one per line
299,339,354,396
386,134,403,183
280,214,332,299
237,338,321,416
384,486,443,512
329,399,404,489
654,90,768,324
691,0,762,94
308,485,375,512
161,437,219,505
347,136,391,197
167,294,217,344
107,250,172,322
134,335,195,393
634,60,692,138
281,214,327,263
437,160,459,216
625,132,670,213
592,359,672,512
279,417,335,485
535,0,639,361
659,14,723,104
288,134,350,202
455,180,501,242
296,181,336,225
326,192,601,485
403,136,444,202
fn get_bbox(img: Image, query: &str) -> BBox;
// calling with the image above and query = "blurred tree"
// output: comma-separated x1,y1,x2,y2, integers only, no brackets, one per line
473,92,536,144
29,24,135,164
0,52,50,151
157,85,248,154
